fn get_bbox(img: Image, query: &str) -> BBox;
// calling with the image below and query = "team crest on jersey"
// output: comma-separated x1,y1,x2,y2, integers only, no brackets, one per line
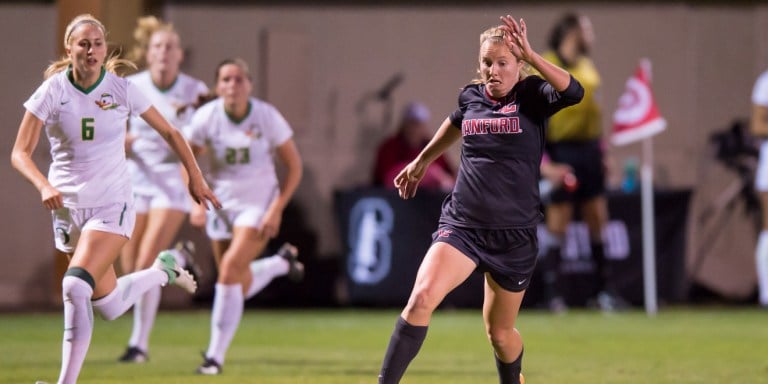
246,124,262,140
95,93,119,110
496,103,518,115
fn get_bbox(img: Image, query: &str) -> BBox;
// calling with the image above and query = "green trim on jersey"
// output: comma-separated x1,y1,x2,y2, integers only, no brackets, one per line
225,101,252,125
153,75,178,93
119,203,127,226
67,66,106,95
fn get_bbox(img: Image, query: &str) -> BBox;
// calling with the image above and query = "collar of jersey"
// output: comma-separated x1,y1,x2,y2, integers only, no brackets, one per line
153,73,178,93
225,101,252,125
67,66,106,95
483,85,513,105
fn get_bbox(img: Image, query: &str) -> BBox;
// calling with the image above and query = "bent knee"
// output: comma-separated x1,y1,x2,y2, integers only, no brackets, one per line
62,267,95,301
218,257,250,283
405,288,442,315
486,326,519,349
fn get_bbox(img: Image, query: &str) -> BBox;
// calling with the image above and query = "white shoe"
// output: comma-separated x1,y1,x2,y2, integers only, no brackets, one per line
195,354,222,375
153,251,197,293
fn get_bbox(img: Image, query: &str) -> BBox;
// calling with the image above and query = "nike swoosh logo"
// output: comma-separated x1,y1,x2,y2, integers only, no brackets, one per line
518,279,526,285
60,100,70,105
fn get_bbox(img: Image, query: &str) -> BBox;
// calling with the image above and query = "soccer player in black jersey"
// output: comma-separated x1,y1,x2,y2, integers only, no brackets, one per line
377,15,584,384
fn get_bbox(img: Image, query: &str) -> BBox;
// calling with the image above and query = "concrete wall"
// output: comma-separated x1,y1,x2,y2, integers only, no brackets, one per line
0,3,764,307
1,4,58,307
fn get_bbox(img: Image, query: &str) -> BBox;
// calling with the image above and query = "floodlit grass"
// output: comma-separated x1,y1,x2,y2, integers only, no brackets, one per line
1,307,767,383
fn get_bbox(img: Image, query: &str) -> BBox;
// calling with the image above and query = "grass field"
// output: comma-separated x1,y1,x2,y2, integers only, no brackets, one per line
2,307,767,383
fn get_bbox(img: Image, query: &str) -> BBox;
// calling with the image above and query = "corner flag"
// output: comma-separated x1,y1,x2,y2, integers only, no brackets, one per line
612,59,667,146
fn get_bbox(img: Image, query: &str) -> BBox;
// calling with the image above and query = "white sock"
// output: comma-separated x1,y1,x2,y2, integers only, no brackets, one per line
245,255,290,300
206,283,243,365
757,230,768,305
92,268,167,321
127,286,161,351
58,276,94,384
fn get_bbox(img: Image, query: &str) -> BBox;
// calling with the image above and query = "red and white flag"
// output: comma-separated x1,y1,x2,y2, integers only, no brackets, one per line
611,59,667,146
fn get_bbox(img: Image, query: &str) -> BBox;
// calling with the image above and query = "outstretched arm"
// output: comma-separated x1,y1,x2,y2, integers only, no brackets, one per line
394,118,461,199
11,111,63,210
259,138,303,240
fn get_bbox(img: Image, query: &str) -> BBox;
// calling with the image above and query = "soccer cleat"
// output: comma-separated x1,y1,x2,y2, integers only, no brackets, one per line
548,296,568,314
153,250,197,293
175,240,204,281
276,242,304,282
596,290,630,312
195,353,222,375
117,346,148,363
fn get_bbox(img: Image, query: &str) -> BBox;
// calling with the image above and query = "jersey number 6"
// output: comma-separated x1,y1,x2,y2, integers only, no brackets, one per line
81,117,95,141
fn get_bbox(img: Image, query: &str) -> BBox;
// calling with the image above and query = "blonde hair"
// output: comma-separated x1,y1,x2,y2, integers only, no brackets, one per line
44,14,135,79
471,26,530,84
128,15,178,68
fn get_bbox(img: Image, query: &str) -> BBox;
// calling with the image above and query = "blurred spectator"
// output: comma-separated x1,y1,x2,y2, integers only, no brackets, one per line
372,102,455,191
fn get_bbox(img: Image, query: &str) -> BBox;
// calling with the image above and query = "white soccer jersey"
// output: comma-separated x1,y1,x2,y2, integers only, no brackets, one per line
754,70,768,191
753,70,768,107
186,97,293,210
23,68,152,208
127,71,208,195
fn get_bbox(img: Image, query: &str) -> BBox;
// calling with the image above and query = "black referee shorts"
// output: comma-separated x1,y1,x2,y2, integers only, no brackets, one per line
431,224,538,292
546,140,606,203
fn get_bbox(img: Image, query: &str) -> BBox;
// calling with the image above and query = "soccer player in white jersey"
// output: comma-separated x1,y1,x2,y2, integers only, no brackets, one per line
117,16,211,364
752,68,768,306
185,58,304,375
10,14,220,384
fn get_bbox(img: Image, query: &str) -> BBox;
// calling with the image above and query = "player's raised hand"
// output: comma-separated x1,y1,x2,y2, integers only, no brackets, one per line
394,160,427,199
500,15,534,62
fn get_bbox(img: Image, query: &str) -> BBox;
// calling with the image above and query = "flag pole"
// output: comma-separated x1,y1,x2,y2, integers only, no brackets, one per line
612,58,665,316
641,136,658,316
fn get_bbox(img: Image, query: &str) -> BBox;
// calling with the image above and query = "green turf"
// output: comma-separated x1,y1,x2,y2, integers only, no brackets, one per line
1,307,767,383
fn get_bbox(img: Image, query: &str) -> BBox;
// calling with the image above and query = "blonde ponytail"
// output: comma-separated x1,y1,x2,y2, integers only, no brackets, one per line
128,15,177,69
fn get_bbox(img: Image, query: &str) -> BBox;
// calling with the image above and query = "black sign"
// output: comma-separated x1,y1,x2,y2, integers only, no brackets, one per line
335,188,691,308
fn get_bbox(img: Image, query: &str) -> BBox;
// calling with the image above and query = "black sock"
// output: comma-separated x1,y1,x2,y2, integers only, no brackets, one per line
591,241,607,292
378,316,428,384
495,348,523,384
542,246,562,300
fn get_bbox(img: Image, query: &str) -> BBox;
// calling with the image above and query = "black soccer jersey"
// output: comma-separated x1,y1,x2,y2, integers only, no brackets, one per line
441,75,584,229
